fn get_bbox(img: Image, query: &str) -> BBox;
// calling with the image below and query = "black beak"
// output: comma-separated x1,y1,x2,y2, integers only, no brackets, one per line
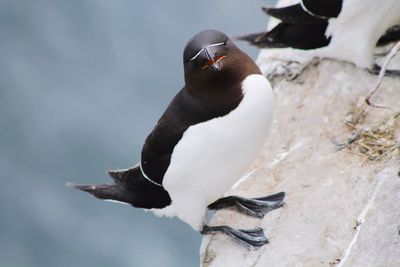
190,46,226,71
203,47,219,70
201,47,225,71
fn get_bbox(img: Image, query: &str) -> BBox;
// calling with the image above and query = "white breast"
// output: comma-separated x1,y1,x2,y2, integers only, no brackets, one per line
155,74,274,231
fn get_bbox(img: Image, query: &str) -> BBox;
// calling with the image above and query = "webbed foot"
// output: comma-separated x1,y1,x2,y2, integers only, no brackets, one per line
201,225,268,249
208,192,285,218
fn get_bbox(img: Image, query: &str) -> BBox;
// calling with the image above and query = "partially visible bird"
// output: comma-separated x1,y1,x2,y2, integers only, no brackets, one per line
67,29,285,248
238,0,400,74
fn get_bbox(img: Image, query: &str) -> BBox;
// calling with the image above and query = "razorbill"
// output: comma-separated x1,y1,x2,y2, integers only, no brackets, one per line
238,0,400,71
67,29,285,248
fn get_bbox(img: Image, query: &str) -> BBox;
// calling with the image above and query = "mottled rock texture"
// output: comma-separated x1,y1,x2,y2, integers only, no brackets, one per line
200,58,400,267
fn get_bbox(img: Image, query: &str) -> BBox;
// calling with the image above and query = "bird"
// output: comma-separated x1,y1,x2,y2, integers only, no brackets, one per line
67,29,285,248
238,0,400,75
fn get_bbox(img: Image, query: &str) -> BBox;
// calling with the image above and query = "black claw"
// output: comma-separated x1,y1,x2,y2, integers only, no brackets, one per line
254,191,286,202
201,225,269,249
208,192,286,218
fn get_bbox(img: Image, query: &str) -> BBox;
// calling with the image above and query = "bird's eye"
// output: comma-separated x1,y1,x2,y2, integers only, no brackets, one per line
223,40,228,45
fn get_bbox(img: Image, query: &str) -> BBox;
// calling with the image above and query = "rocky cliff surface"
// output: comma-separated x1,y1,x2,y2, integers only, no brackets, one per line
200,58,400,266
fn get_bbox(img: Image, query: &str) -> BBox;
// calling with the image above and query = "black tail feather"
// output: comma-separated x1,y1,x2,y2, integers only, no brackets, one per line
65,182,128,202
65,182,96,193
234,32,275,48
66,164,171,209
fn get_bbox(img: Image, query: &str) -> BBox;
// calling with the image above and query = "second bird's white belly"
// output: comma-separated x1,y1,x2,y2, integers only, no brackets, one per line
320,0,400,68
158,74,274,231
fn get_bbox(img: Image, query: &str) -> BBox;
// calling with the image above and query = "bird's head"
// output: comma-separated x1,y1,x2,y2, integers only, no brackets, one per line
183,29,231,72
183,29,261,99
183,30,242,90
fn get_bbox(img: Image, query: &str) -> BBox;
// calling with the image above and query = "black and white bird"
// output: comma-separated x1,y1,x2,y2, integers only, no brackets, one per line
239,0,400,72
67,29,285,248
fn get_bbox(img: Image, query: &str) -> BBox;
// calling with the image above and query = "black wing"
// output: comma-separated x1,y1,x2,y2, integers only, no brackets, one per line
240,22,331,50
68,86,242,209
237,0,342,50
302,0,342,18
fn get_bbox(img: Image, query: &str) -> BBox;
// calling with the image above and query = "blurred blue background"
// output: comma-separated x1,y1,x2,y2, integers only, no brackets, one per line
0,0,275,266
